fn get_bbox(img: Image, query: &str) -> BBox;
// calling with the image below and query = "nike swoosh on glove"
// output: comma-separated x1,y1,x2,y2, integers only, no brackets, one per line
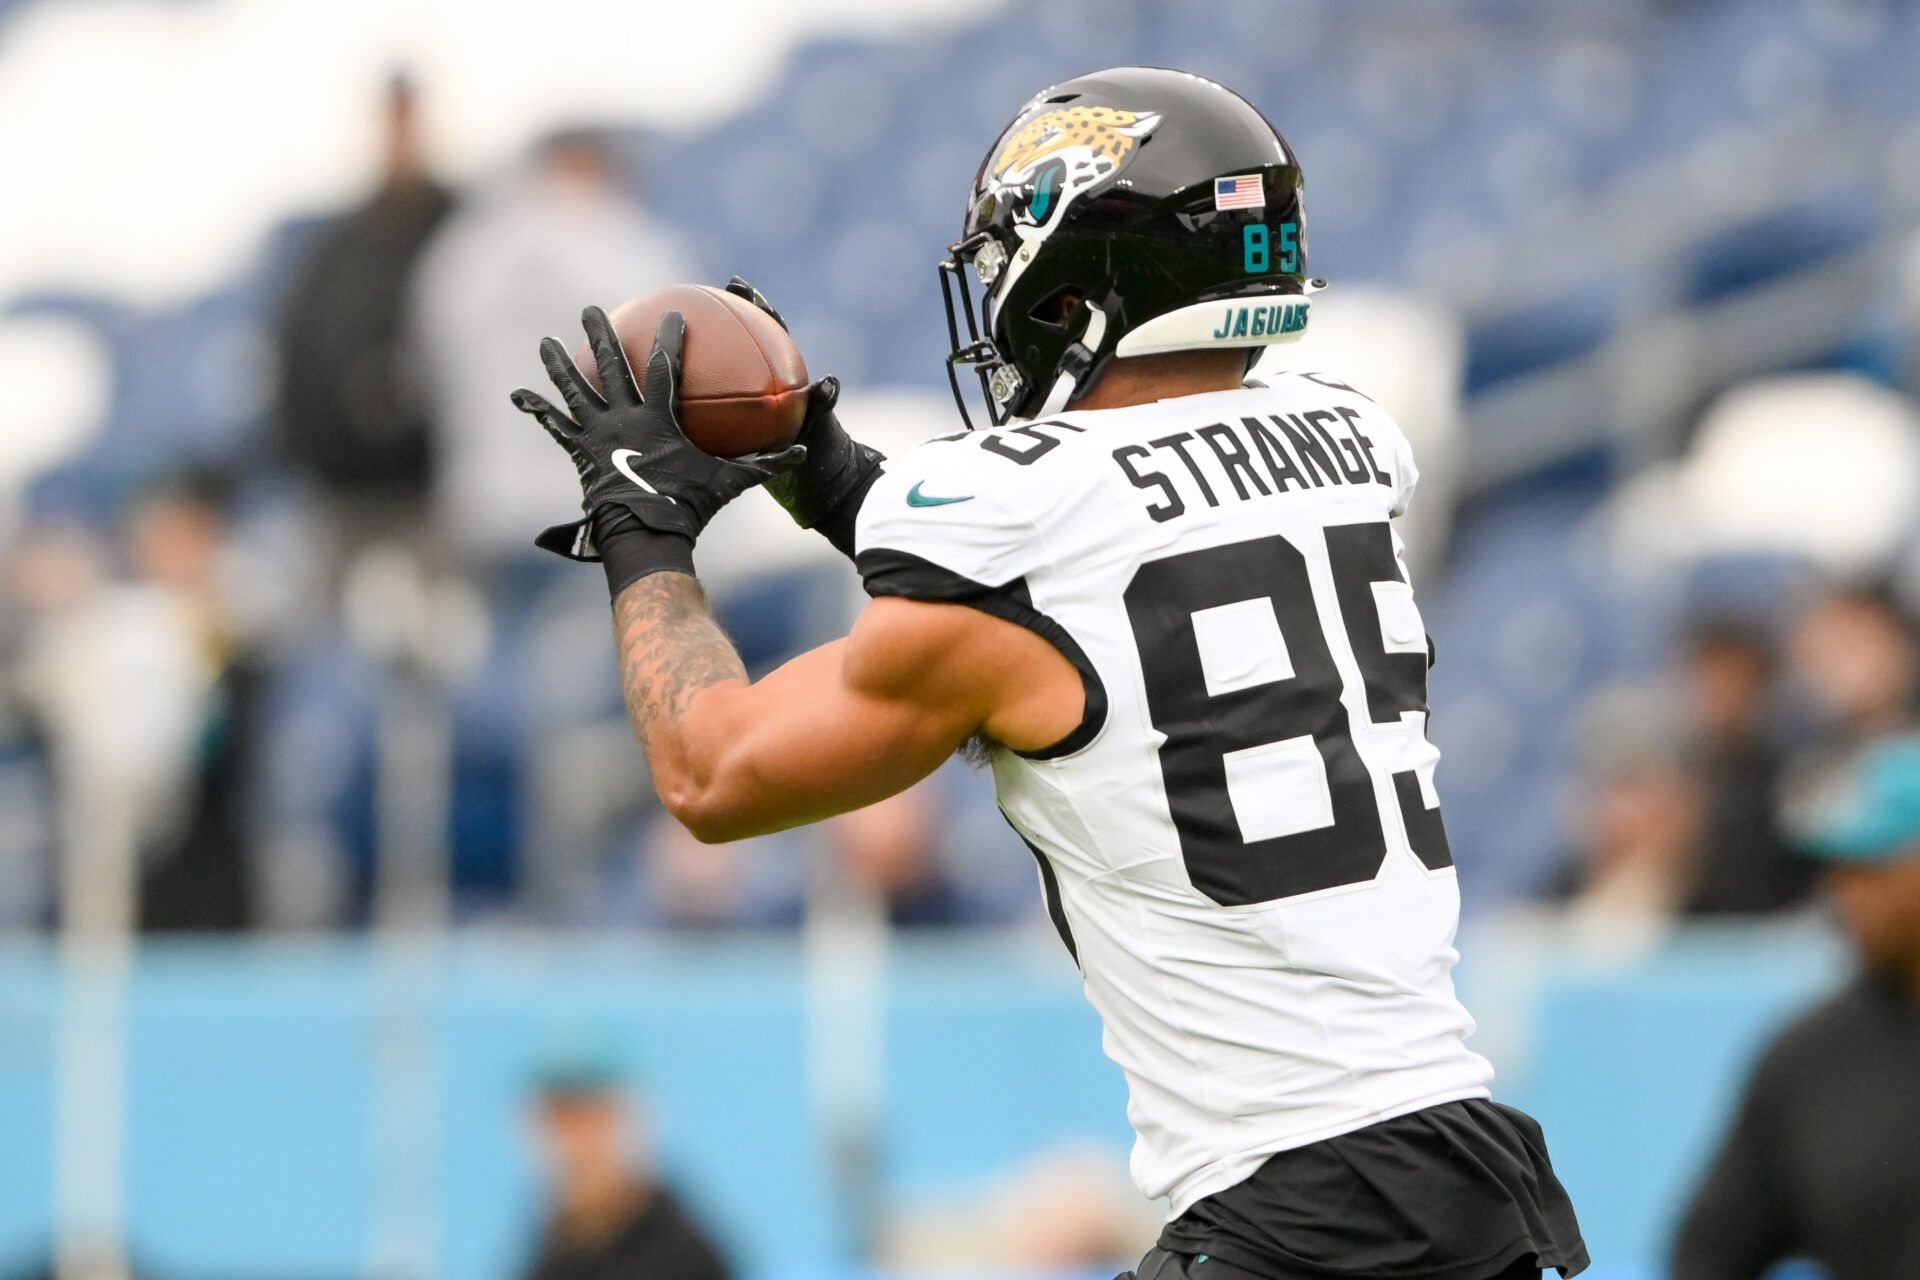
511,305,806,561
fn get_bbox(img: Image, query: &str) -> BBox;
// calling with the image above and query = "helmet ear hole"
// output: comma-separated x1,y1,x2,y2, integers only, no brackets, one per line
1028,285,1086,330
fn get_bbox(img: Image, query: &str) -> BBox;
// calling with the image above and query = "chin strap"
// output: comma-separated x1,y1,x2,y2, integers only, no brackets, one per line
1034,300,1110,418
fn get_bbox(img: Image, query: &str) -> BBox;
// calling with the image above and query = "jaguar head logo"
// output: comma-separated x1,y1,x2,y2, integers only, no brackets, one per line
985,105,1162,234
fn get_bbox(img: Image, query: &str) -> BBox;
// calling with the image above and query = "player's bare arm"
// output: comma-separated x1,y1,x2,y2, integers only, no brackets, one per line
605,570,747,780
609,576,1078,841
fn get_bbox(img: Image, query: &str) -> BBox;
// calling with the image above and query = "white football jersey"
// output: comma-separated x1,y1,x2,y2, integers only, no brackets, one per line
854,372,1493,1216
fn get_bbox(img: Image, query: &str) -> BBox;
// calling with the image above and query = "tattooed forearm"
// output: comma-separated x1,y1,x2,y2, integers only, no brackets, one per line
610,572,746,753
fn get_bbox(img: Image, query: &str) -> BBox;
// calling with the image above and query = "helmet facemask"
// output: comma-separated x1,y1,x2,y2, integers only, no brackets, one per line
938,232,1016,430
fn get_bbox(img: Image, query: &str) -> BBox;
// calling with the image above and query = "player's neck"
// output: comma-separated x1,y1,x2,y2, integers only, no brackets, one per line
1069,350,1248,411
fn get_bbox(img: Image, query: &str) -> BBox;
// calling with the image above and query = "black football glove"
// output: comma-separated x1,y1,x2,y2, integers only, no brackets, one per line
725,276,885,560
511,305,806,572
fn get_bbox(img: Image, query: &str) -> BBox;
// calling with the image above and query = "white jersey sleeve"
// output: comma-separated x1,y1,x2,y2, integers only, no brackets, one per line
856,435,1040,590
855,427,1111,757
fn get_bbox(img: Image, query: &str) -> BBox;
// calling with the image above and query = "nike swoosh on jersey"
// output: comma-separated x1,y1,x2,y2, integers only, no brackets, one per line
906,481,973,508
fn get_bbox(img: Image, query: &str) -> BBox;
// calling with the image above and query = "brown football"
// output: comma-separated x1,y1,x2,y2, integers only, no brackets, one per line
575,284,809,458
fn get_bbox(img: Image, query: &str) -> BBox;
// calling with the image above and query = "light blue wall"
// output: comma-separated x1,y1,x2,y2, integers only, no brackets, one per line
0,926,1847,1280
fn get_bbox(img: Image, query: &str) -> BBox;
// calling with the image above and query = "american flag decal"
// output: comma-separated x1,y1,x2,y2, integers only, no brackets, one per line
1213,174,1265,210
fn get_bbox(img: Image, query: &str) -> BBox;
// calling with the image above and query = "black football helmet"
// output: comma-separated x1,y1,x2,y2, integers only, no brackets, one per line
940,66,1323,427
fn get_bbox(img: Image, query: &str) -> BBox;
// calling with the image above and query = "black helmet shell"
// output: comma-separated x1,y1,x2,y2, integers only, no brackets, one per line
941,67,1315,424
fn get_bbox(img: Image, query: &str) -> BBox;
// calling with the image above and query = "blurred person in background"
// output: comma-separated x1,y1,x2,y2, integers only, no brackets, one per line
521,1053,731,1280
994,1146,1161,1274
9,479,257,933
609,809,801,930
0,523,103,927
1677,616,1812,917
877,1144,1159,1272
611,784,977,930
1787,581,1920,749
1551,686,1700,948
121,474,262,931
411,127,693,573
1671,736,1920,1279
274,71,452,584
825,783,965,927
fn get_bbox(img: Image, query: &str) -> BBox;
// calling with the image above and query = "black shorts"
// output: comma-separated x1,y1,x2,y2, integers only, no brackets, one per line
1148,1099,1589,1280
1121,1247,1547,1280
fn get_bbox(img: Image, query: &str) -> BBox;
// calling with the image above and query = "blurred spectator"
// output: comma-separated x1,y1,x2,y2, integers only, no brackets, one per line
3,478,263,932
9,495,254,933
606,811,803,930
274,72,453,575
411,127,693,570
994,1146,1160,1273
1787,582,1920,746
521,1053,731,1280
0,523,101,927
877,1143,1157,1272
827,784,965,927
1551,685,1701,948
122,474,262,931
1678,616,1813,917
582,759,1027,933
1672,736,1920,1278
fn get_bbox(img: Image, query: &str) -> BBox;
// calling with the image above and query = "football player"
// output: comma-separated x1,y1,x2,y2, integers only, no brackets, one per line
514,66,1586,1280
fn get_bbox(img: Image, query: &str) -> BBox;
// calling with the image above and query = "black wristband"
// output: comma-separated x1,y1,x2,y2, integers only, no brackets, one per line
812,465,884,562
593,508,695,599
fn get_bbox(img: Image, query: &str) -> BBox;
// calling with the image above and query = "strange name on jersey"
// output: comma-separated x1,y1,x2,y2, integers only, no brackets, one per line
852,370,1492,1216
